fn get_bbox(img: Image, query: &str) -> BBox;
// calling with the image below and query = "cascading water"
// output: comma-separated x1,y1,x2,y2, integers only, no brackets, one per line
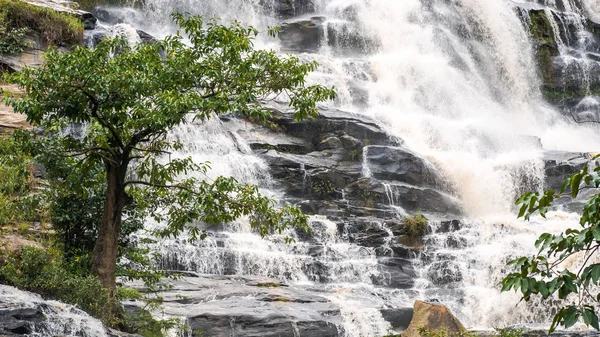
88,0,600,334
0,285,109,336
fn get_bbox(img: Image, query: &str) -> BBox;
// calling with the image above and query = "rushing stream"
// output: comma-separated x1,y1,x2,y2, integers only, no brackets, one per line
78,0,600,335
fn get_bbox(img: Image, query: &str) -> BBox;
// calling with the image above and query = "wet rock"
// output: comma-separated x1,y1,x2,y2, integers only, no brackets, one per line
280,17,326,53
339,134,362,150
364,145,443,187
347,220,390,248
372,257,416,289
345,179,463,216
380,307,414,331
426,260,463,285
437,220,462,233
317,136,343,150
543,151,591,190
125,275,342,337
259,0,315,19
403,300,465,337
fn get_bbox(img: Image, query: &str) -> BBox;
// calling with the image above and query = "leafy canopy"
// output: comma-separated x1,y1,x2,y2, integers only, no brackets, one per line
2,13,335,245
502,156,600,332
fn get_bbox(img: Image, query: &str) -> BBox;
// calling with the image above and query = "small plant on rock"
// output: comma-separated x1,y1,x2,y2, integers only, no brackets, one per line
401,214,428,247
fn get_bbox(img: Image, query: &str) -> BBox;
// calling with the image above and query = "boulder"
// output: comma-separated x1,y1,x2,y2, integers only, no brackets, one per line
380,307,414,331
280,16,326,53
403,300,465,337
363,145,443,188
372,257,416,289
543,151,591,190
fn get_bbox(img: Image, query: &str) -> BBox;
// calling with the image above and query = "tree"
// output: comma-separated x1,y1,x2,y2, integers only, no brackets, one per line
1,13,336,297
502,158,600,332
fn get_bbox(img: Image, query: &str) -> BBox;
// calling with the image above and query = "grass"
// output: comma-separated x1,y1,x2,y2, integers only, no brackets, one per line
0,0,84,47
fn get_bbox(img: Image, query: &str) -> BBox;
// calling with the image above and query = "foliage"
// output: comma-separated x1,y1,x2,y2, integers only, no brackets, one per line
0,135,43,226
0,0,83,46
493,327,525,337
0,15,29,55
312,179,336,198
0,246,119,324
502,160,600,332
404,214,428,238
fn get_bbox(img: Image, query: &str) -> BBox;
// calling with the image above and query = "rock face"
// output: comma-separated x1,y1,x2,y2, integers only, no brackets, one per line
516,3,600,116
402,300,465,337
125,274,342,337
223,103,463,223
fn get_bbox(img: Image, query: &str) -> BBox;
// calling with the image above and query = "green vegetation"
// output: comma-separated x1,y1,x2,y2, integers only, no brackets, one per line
0,16,29,55
502,159,600,332
404,214,428,238
256,282,281,287
312,179,336,198
0,0,83,46
402,326,524,337
528,10,554,44
400,214,428,247
0,135,43,227
415,326,479,337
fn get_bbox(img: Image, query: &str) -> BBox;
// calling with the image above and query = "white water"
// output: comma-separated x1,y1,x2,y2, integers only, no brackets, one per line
96,0,600,334
0,285,108,336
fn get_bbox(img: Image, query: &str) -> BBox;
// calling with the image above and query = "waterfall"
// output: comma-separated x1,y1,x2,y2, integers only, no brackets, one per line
0,285,109,336
85,0,600,335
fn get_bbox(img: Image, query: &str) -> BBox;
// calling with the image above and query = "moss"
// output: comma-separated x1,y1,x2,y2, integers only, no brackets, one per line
0,0,84,47
528,10,555,44
256,282,281,287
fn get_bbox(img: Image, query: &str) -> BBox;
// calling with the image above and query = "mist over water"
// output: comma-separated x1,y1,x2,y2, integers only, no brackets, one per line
91,0,600,333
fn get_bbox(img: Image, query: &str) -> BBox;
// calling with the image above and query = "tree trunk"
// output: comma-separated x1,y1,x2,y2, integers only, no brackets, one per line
91,160,128,297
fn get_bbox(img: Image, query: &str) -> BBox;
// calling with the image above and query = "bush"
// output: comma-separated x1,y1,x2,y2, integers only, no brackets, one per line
0,246,119,324
402,214,428,246
0,0,83,46
0,135,43,226
0,16,29,55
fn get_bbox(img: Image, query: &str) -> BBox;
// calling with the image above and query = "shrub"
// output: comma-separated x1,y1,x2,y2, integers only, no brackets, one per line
0,0,83,46
0,246,119,324
0,16,29,55
401,214,428,247
404,214,428,238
